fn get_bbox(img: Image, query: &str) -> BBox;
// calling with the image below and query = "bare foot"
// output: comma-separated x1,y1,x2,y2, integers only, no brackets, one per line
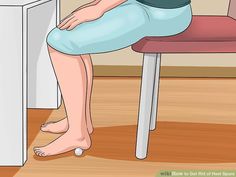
41,118,68,134
41,117,93,134
34,130,91,157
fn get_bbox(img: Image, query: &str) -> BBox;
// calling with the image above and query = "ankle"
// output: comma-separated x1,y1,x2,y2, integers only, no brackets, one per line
67,127,89,137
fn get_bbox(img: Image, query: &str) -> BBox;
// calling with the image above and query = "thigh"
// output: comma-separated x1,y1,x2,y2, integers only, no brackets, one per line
47,1,150,55
140,2,193,36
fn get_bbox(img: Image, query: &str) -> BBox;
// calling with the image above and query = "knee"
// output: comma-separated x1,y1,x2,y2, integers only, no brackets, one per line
46,27,63,46
46,27,76,55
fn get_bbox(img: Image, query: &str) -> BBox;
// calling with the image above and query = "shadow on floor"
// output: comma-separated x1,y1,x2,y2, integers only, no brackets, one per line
0,108,52,177
35,121,236,163
27,109,54,147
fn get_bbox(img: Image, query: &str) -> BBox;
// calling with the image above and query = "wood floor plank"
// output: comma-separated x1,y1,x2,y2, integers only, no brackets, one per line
1,77,236,177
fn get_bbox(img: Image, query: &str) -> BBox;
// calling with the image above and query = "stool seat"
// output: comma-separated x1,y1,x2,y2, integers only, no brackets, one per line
131,16,236,53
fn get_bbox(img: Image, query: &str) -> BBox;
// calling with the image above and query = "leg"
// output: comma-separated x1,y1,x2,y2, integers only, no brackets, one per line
40,1,149,134
37,1,150,156
81,54,94,134
136,53,157,159
40,54,94,134
150,53,161,131
34,46,91,157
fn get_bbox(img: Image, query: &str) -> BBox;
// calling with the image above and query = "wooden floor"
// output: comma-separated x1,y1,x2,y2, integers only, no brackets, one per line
1,77,236,177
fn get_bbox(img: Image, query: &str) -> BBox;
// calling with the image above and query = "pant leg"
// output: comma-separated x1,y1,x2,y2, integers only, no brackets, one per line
139,2,192,36
46,0,150,55
47,0,192,55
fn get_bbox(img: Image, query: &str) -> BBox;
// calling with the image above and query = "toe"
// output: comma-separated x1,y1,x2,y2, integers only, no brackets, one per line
33,148,40,152
39,151,45,157
41,121,53,127
34,147,40,151
33,147,42,155
35,149,44,157
41,124,50,131
41,123,49,127
33,147,47,157
40,127,47,131
34,149,41,153
34,150,41,156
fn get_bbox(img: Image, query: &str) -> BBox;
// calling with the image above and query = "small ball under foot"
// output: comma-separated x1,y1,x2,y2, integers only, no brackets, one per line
74,148,84,156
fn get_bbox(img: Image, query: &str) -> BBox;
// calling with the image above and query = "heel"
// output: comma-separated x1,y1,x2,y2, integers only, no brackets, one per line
74,148,84,156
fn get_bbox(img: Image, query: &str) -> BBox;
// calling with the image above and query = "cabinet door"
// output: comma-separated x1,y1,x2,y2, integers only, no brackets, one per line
27,0,61,108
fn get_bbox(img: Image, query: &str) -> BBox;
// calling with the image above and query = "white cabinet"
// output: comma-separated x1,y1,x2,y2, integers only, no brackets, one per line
0,0,61,166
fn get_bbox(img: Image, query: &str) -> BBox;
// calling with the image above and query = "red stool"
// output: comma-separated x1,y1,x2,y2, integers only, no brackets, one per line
132,0,236,159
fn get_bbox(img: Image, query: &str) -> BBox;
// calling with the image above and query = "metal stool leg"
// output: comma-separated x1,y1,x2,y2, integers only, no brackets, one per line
136,53,157,159
150,54,161,131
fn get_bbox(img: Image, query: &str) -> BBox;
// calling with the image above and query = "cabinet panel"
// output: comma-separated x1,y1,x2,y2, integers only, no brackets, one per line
27,0,61,108
0,6,25,166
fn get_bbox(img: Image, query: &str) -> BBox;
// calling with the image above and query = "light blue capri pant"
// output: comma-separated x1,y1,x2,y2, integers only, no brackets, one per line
47,0,192,55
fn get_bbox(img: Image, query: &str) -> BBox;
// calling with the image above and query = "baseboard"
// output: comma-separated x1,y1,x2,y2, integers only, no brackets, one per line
94,66,236,78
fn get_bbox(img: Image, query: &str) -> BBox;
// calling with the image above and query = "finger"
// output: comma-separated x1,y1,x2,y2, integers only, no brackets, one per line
71,9,79,14
60,13,74,24
60,18,78,30
67,20,80,31
58,14,75,28
58,16,74,28
60,18,77,30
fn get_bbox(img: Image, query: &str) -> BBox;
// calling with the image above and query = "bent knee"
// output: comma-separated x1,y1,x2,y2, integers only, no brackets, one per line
46,27,76,55
46,27,63,46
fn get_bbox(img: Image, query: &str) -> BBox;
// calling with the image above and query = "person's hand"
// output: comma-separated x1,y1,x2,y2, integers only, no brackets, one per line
58,6,104,31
